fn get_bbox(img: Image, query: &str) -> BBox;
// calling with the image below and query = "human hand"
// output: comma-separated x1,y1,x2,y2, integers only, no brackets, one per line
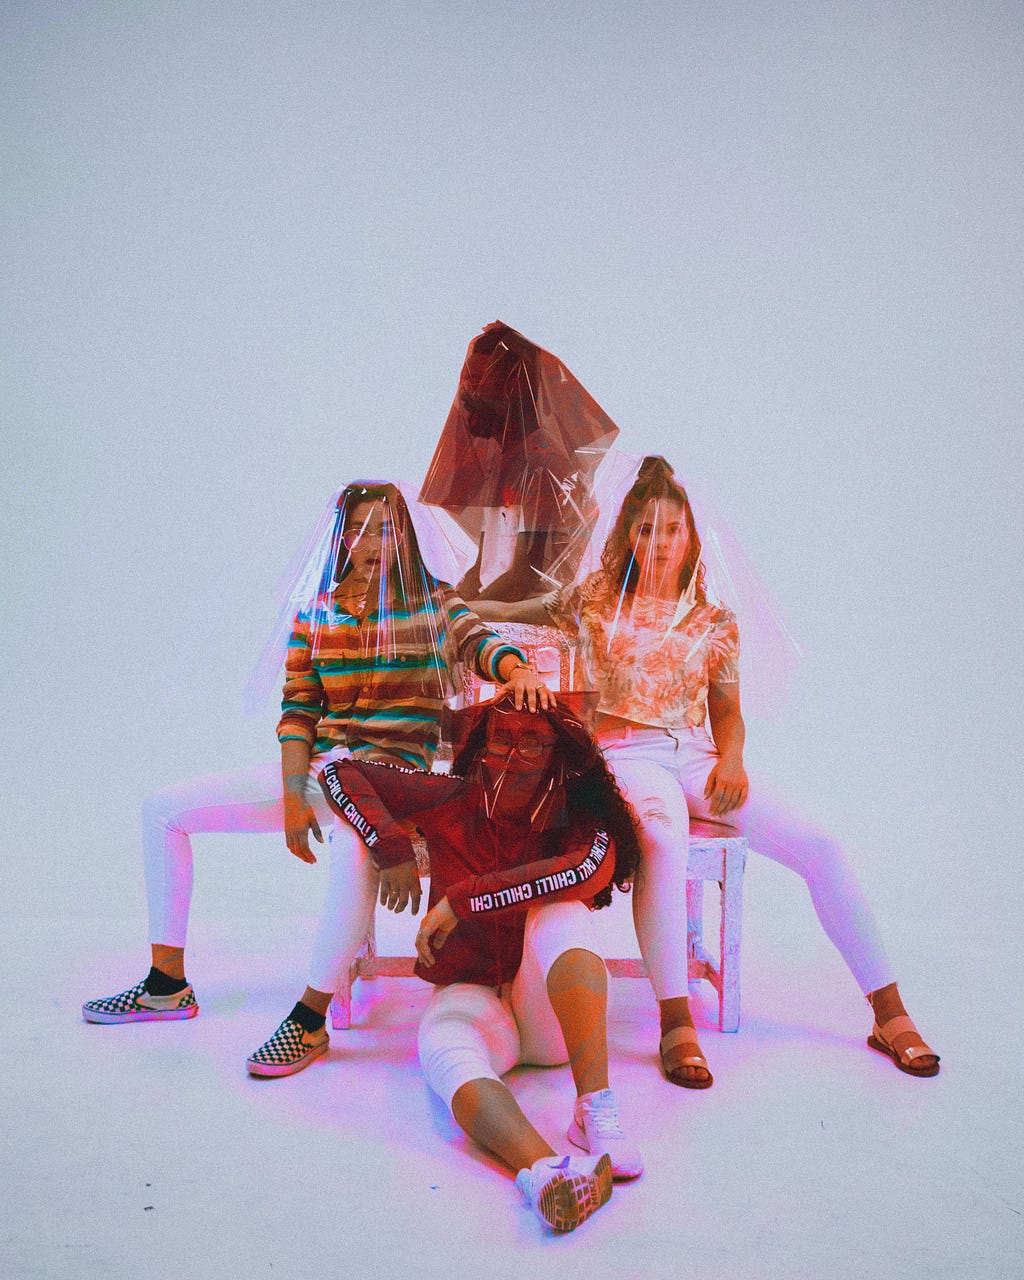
378,860,422,914
414,897,458,967
283,792,324,864
703,756,749,816
540,589,560,615
496,664,556,712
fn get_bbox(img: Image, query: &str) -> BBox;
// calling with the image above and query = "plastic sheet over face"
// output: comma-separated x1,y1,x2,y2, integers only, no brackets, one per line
571,452,802,719
420,321,620,601
478,706,563,825
451,693,600,828
244,482,473,714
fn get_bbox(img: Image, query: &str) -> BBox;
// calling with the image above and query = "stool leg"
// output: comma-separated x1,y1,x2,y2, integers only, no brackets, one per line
686,878,704,962
330,973,352,1030
330,904,379,1029
719,849,745,1032
361,911,379,978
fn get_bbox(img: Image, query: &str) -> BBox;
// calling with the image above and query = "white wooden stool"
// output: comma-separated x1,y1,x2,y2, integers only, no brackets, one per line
328,832,747,1033
326,620,748,1033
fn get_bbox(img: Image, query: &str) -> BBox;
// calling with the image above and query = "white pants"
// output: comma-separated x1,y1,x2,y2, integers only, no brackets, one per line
142,747,379,993
417,901,600,1110
599,725,895,999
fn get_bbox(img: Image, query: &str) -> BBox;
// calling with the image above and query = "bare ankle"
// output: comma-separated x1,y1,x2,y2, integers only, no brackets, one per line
300,987,332,1017
150,945,186,982
659,996,694,1034
868,982,906,1025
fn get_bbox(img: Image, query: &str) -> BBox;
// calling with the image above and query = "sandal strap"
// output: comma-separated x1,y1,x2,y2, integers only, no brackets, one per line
874,1015,938,1065
900,1044,938,1064
875,1014,918,1041
660,1026,702,1057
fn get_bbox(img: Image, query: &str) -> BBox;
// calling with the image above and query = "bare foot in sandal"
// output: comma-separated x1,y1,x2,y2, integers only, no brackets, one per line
867,983,939,1077
659,997,713,1089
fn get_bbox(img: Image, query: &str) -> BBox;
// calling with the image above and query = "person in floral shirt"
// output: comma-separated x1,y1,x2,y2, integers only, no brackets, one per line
475,455,938,1087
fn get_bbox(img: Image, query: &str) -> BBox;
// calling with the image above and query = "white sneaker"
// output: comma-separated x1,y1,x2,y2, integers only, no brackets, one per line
567,1088,644,1180
515,1153,613,1232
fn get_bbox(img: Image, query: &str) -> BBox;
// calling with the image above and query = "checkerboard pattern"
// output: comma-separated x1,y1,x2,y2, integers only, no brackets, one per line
82,980,198,1023
246,1018,329,1077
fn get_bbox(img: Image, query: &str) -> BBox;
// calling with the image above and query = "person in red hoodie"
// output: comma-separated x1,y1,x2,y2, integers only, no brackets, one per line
319,694,643,1233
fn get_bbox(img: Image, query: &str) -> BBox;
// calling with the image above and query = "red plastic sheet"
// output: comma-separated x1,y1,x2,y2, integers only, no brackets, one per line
420,321,620,601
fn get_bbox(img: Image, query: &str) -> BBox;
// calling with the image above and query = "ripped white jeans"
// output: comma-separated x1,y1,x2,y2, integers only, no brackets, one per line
142,746,379,993
598,725,894,999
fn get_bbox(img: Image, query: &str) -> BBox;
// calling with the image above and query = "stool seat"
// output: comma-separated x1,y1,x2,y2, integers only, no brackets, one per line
328,622,748,1035
329,833,747,1033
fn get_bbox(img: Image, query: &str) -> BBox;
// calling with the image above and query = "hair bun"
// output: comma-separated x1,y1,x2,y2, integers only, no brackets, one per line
637,455,674,482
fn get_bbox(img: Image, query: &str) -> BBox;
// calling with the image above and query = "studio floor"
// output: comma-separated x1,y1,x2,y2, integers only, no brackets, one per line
6,848,1022,1280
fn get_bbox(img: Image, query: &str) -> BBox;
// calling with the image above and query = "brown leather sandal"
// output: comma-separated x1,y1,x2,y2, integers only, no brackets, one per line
867,1014,940,1077
660,1025,714,1089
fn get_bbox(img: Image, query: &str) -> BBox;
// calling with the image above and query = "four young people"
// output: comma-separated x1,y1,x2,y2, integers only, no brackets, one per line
83,451,939,1234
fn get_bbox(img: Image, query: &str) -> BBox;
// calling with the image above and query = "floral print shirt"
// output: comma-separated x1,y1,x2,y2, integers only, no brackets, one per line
553,572,740,729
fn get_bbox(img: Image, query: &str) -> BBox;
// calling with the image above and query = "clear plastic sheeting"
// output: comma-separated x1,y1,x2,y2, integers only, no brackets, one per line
450,692,601,828
561,452,802,721
420,321,620,602
244,482,474,716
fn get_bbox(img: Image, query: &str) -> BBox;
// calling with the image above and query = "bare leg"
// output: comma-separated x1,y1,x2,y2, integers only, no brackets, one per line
150,944,185,982
545,949,609,1098
610,758,712,1085
298,986,332,1017
451,1079,555,1173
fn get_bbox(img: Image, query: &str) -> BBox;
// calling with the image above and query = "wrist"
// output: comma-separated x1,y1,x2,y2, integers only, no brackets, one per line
499,656,531,680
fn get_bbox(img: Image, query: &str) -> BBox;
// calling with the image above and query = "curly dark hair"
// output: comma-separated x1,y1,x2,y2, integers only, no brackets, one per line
451,713,641,907
600,455,705,603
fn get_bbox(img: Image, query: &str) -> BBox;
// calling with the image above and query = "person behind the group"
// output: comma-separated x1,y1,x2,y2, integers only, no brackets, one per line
83,482,552,1076
419,320,621,607
318,694,643,1232
474,456,939,1085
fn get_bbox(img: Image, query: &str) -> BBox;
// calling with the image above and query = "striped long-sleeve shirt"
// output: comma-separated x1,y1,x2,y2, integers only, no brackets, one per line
276,581,523,769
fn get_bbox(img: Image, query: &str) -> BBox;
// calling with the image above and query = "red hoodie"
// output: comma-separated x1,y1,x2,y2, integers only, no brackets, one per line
319,758,615,987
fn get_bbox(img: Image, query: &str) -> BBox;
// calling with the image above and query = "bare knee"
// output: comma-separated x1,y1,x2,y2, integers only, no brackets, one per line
637,795,676,832
612,762,687,832
546,948,607,999
451,1077,493,1127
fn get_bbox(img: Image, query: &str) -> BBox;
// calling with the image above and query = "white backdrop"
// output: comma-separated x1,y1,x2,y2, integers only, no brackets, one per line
3,0,1021,955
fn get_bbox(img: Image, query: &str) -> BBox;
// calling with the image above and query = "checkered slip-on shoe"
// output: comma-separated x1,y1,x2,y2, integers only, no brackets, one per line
515,1153,613,1233
82,980,198,1024
246,1018,329,1078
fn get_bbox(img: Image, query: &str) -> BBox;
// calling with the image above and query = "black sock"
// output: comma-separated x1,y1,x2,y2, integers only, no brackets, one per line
144,965,188,996
289,1001,326,1033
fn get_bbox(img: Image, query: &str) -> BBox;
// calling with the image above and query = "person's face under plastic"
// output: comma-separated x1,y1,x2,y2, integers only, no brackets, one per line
342,500,402,581
479,709,563,826
627,498,689,595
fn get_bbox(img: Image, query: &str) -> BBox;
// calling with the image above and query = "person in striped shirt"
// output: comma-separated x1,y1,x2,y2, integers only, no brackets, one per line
83,483,552,1076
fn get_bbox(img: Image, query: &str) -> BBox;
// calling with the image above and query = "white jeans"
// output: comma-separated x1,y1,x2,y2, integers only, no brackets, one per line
142,746,379,993
598,725,894,998
417,901,600,1109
